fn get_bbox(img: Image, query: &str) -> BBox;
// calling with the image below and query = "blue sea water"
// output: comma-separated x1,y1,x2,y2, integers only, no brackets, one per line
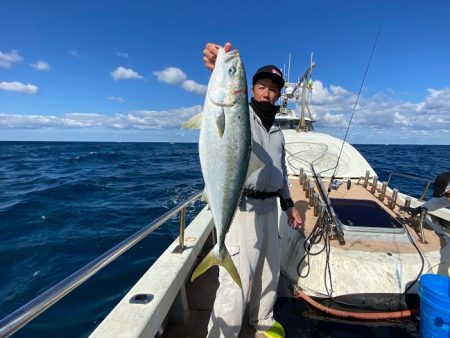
0,141,449,337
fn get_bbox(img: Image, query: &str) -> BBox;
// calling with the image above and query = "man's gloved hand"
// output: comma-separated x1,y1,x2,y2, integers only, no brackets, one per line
399,206,420,217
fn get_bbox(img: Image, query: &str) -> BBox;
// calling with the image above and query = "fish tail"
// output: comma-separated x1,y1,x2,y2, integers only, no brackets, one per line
191,248,242,288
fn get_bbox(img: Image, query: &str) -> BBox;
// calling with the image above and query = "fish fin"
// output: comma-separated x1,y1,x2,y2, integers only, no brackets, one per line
191,247,242,288
216,108,225,137
181,113,203,129
221,249,242,288
245,151,264,181
201,189,209,204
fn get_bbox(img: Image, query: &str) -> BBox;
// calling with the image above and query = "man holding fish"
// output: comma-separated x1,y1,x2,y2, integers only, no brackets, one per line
196,41,302,337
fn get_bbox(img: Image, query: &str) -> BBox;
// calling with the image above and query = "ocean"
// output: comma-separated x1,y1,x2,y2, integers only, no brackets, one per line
0,142,449,337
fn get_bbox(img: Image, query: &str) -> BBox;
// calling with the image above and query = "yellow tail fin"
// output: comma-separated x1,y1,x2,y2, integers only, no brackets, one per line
191,248,242,288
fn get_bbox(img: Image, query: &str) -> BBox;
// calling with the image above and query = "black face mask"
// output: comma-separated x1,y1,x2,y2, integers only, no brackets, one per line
250,97,280,132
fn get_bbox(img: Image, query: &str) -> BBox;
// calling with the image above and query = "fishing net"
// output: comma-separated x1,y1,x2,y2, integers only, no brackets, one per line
285,142,349,177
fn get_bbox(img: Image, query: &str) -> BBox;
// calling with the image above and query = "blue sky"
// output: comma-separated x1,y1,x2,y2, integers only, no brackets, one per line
1,0,449,144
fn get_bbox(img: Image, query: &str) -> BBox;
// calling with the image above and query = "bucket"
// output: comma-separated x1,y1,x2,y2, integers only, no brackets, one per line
419,274,450,338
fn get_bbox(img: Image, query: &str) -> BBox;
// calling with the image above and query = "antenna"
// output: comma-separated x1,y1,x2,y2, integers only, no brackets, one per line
330,27,381,182
287,54,291,83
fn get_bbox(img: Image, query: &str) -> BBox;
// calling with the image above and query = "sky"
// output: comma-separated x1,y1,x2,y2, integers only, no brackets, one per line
1,0,449,144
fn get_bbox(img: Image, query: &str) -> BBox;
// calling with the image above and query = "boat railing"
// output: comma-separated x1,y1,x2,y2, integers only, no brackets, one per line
386,172,433,201
0,191,203,338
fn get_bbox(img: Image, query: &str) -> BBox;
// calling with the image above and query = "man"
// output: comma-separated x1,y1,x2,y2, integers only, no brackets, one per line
203,42,302,338
402,172,450,216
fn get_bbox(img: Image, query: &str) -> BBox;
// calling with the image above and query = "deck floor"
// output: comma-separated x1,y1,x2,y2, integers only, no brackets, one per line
162,265,217,338
162,266,258,338
163,265,419,338
289,178,447,253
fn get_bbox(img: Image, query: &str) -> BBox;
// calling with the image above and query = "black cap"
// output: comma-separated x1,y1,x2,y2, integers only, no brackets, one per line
252,65,285,90
433,172,450,197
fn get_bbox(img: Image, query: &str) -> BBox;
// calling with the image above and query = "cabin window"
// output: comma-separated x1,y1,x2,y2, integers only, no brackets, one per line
278,120,297,130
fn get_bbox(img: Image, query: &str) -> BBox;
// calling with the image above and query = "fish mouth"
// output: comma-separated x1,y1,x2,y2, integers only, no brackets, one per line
209,94,236,107
209,86,246,107
223,49,240,61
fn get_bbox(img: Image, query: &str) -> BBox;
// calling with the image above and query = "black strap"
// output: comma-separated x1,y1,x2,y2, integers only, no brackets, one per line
243,189,278,200
280,198,294,211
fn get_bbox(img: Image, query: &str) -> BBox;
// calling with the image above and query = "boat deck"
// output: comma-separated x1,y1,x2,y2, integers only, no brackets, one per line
289,177,447,254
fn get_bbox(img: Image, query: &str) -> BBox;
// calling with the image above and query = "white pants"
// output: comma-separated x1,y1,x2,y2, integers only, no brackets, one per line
207,199,280,337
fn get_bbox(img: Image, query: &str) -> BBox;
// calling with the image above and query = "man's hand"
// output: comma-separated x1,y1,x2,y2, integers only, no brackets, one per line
399,206,420,217
287,207,302,229
203,42,232,71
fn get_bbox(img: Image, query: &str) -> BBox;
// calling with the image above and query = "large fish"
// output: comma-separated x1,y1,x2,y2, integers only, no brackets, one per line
189,48,252,288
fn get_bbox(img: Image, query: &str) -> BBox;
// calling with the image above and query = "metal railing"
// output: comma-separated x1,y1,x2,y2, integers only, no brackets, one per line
0,191,203,337
386,172,433,201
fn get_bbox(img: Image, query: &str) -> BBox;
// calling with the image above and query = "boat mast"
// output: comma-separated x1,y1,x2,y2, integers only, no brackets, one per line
297,53,315,132
280,53,315,132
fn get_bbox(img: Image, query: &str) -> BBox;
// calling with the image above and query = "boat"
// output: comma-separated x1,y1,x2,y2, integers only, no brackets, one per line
277,57,450,307
1,56,450,338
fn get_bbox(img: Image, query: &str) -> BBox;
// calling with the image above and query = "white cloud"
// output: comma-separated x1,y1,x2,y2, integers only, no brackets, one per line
321,112,347,126
153,66,207,95
393,112,410,127
110,66,144,80
1,79,449,143
0,105,202,130
181,80,207,95
310,81,356,107
0,50,23,68
154,67,187,84
69,50,82,58
107,96,125,103
309,81,450,135
330,85,351,96
30,60,51,71
116,52,129,59
0,81,39,95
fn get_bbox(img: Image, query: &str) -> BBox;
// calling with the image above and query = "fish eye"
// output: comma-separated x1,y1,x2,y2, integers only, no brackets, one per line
228,66,236,75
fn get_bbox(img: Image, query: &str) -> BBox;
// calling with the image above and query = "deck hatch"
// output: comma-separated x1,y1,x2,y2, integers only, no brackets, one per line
330,198,405,234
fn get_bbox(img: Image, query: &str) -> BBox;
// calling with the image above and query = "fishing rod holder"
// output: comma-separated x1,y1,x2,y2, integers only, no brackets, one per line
404,197,412,208
313,194,320,216
300,173,307,187
303,177,310,191
388,188,399,210
309,190,316,207
179,207,186,252
418,207,428,243
316,204,324,222
379,182,388,202
304,179,312,195
307,185,314,202
363,170,370,188
371,176,378,194
298,167,304,184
